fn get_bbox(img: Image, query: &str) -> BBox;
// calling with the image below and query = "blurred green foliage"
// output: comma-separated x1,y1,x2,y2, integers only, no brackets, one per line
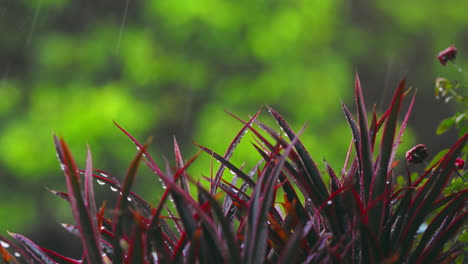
0,0,466,242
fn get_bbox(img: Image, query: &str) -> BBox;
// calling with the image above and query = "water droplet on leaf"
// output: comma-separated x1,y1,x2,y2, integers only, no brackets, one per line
110,186,118,192
0,241,9,248
96,180,105,185
417,223,428,234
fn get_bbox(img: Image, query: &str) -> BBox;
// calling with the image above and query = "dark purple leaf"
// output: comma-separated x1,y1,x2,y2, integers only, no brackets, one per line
53,136,103,264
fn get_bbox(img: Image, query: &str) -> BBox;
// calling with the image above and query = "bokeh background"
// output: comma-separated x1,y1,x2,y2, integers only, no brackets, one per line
1,0,466,255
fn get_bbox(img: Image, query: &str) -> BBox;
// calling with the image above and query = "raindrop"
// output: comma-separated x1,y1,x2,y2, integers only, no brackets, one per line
386,181,390,185
152,252,158,261
100,173,108,178
96,180,105,185
110,186,118,192
229,170,236,176
116,0,130,52
0,241,9,248
100,226,105,230
119,192,123,196
127,197,132,202
158,178,167,189
14,252,20,257
60,164,66,172
417,223,428,234
327,200,333,205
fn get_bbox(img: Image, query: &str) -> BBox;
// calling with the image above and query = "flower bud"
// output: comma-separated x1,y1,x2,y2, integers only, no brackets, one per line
406,144,428,164
437,45,457,66
455,158,465,170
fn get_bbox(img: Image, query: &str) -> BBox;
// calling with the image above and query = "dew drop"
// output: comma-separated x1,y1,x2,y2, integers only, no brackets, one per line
229,170,236,176
96,180,105,185
157,178,167,189
127,197,132,202
100,173,108,178
152,252,158,261
100,226,105,230
417,223,428,234
14,252,20,257
327,200,333,205
0,241,9,248
110,186,118,192
119,192,123,196
386,181,390,185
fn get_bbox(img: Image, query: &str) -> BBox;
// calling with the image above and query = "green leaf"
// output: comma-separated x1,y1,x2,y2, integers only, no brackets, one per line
459,230,468,242
426,149,449,169
436,116,455,135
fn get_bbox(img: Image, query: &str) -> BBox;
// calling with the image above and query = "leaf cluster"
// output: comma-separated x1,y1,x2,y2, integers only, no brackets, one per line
1,74,466,264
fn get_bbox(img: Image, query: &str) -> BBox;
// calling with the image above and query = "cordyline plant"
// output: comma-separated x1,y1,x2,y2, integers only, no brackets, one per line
1,73,467,264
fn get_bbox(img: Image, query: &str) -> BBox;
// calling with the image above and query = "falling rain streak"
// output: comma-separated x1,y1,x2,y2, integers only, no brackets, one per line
116,0,130,52
26,0,42,45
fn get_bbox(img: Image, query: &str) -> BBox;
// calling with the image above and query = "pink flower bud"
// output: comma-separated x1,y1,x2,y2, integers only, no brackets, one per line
437,45,457,66
455,158,465,170
406,144,428,164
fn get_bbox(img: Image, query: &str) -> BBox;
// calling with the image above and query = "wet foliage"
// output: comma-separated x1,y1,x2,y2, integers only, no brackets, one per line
1,74,466,263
